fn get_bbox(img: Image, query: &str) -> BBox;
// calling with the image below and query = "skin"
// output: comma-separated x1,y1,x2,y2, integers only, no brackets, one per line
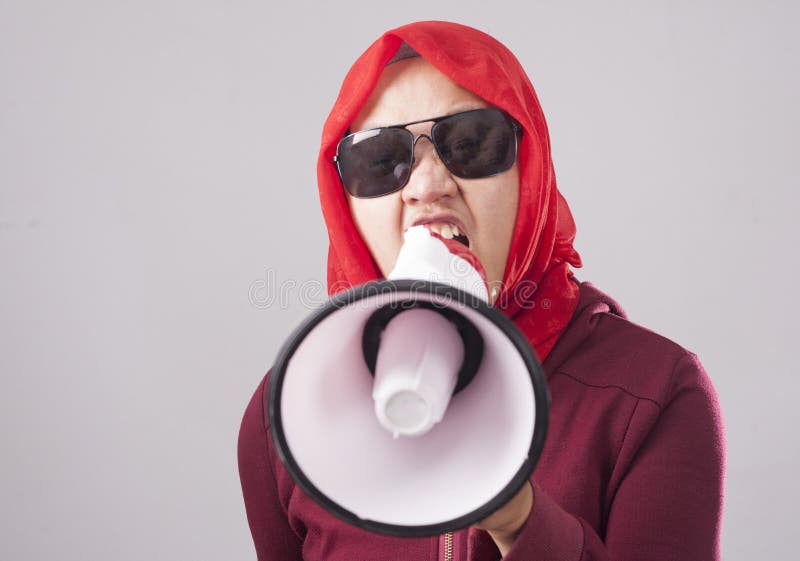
346,57,532,555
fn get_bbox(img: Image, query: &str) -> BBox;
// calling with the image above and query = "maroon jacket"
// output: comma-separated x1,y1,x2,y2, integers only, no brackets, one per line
238,282,725,560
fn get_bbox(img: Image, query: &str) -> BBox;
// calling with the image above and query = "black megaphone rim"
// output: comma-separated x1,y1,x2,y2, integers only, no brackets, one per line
267,278,550,537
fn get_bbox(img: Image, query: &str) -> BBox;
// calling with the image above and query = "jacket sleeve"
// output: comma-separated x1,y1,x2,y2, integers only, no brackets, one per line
238,374,304,561
503,353,725,561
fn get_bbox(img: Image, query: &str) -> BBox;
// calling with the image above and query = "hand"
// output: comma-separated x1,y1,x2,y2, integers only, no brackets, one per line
473,481,533,557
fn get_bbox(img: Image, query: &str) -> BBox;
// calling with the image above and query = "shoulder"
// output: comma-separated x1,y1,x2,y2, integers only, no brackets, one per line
551,282,713,410
238,372,271,465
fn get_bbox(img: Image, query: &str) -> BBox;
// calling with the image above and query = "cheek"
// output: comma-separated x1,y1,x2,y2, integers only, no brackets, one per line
501,183,520,246
348,195,404,277
497,176,520,273
469,170,520,282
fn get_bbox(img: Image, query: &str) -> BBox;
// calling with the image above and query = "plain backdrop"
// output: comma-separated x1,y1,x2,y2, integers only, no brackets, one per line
1,0,797,559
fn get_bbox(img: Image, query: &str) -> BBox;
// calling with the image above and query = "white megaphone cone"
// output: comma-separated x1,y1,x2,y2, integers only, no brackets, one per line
268,225,549,537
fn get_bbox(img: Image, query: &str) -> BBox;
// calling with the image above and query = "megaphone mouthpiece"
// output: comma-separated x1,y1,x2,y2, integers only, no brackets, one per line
390,226,489,302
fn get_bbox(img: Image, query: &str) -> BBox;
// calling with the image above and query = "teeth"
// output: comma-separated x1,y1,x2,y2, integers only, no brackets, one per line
426,222,462,240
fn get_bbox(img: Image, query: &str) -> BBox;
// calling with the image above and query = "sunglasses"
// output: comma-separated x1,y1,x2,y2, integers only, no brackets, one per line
333,108,522,199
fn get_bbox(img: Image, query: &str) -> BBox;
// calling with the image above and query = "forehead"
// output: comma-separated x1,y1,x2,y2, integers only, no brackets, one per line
350,58,489,131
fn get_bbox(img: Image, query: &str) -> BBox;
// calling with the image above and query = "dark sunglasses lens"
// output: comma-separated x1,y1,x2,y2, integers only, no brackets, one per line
337,128,413,198
433,109,517,178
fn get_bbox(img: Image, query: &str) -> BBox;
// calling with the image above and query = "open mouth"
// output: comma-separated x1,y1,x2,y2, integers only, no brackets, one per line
424,223,470,248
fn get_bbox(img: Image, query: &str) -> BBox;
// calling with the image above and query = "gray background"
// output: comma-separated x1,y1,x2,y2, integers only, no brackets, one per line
1,0,797,559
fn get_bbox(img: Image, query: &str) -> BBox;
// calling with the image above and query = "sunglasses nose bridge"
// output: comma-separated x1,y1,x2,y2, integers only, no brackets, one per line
411,132,434,147
409,133,436,169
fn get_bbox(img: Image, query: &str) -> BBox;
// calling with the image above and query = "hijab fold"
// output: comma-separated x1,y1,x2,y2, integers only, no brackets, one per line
317,21,582,360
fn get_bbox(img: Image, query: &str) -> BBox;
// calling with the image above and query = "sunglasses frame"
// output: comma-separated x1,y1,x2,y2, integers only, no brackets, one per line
333,108,522,199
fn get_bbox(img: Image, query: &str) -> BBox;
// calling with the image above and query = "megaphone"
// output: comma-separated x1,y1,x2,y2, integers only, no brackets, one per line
268,226,549,537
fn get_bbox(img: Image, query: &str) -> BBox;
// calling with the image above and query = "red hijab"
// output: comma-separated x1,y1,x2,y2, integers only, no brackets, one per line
317,21,582,360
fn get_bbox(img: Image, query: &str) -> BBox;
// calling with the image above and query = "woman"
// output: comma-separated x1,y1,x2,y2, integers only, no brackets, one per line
238,21,724,560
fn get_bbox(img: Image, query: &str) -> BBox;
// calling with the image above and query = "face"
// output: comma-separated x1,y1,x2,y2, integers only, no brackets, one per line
347,58,519,302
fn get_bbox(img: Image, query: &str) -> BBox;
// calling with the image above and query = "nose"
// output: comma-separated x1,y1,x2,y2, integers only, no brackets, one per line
401,134,459,204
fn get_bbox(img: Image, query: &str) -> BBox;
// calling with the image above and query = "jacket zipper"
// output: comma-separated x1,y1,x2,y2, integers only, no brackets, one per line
443,531,453,561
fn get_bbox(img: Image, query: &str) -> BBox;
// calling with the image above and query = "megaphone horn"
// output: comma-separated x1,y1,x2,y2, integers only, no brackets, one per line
268,226,549,537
